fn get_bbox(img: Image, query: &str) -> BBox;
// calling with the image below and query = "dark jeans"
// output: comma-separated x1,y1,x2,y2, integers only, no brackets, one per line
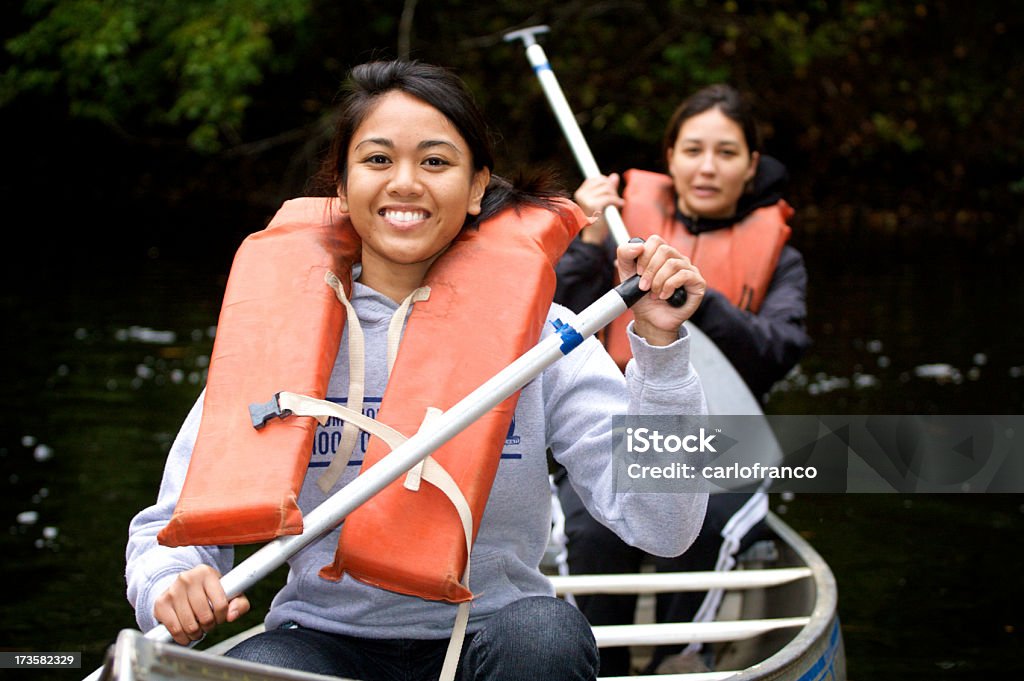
557,477,767,675
224,595,598,681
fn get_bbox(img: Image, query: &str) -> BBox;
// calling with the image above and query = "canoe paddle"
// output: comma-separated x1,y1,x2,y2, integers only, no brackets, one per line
505,25,686,309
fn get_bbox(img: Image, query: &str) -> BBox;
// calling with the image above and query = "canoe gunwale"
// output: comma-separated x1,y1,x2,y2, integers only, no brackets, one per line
725,512,843,681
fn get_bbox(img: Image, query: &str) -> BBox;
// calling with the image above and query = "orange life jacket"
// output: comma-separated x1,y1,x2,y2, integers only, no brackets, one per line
602,169,792,368
158,196,585,603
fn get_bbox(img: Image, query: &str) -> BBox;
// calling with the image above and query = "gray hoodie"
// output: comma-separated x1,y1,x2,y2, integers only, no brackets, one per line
126,281,708,640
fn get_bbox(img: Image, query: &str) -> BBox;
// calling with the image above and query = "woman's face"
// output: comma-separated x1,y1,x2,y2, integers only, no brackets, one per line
339,90,490,280
665,107,759,220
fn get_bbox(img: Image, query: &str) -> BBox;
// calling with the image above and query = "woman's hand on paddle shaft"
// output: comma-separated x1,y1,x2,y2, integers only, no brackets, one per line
574,174,624,245
617,236,705,346
154,565,250,646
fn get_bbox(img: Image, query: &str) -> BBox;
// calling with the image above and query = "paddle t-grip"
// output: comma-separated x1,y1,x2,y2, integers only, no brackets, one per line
503,25,550,48
626,237,687,307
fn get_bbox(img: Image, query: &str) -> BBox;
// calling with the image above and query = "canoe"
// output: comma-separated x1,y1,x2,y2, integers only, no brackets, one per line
96,325,844,681
97,511,843,681
549,512,846,680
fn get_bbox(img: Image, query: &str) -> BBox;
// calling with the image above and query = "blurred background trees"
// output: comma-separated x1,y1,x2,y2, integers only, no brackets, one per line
3,0,1022,256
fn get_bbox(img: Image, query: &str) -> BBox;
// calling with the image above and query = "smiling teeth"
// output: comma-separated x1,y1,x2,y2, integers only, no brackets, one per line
384,210,427,222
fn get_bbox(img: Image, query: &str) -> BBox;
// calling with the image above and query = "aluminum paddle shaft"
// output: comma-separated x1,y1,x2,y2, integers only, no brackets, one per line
83,275,649,681
504,25,630,246
505,26,686,309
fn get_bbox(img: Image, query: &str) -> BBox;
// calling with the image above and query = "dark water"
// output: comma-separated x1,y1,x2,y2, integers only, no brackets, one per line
1,224,1022,680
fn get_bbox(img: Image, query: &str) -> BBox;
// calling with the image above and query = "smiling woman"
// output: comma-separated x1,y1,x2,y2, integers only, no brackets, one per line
122,59,708,681
338,90,491,302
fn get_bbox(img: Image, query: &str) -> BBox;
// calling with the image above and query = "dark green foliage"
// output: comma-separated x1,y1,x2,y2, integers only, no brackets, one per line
3,0,1022,245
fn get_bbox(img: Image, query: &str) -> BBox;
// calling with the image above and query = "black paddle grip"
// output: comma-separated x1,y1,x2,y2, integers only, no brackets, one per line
621,237,687,308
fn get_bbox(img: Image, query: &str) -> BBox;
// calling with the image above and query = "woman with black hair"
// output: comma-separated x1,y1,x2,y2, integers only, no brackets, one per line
125,60,709,681
554,83,811,675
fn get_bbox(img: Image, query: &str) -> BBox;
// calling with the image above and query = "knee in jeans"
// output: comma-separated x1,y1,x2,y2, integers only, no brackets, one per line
224,628,336,676
466,597,598,680
509,597,595,656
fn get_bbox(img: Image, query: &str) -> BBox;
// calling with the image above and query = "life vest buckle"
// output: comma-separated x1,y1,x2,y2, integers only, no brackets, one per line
249,392,292,429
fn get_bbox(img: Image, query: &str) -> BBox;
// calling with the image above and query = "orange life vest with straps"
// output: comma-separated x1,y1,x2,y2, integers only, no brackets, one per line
602,169,792,368
157,196,585,604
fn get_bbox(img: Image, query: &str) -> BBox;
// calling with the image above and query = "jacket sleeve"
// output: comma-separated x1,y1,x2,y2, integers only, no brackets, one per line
124,392,235,633
553,237,617,313
544,308,708,558
688,245,811,399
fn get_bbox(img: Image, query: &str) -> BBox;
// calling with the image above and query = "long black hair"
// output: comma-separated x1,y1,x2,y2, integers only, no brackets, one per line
316,60,564,227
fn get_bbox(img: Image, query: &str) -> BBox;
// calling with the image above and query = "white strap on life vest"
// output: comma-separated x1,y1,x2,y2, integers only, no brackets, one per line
316,275,431,493
411,451,474,681
317,272,367,493
279,393,473,681
277,391,407,451
293,276,470,681
399,407,472,681
387,286,431,375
